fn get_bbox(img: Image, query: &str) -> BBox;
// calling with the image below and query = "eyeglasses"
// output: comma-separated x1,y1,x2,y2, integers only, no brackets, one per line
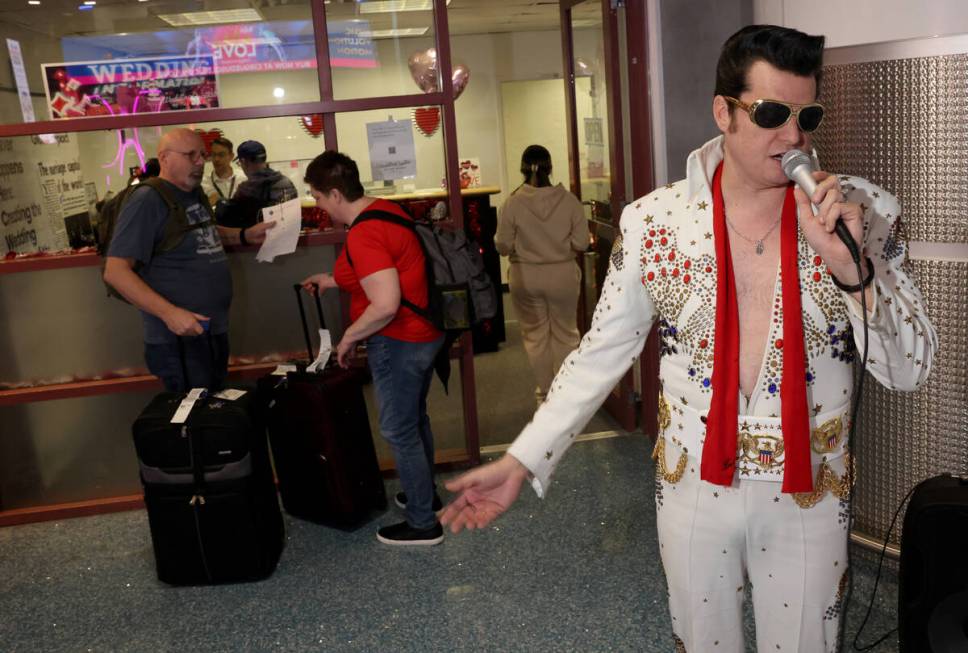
166,149,210,162
724,97,825,133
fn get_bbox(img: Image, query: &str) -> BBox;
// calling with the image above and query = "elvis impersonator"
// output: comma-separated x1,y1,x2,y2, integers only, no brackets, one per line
440,24,937,653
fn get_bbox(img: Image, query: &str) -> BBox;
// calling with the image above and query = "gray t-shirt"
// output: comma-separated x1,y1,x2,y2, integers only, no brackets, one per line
107,181,232,344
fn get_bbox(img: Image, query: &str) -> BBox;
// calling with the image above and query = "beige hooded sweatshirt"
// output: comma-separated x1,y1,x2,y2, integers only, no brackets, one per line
495,183,590,264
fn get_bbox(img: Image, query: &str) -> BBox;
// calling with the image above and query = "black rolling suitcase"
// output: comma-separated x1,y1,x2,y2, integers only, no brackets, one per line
259,285,387,529
133,381,284,586
898,473,968,652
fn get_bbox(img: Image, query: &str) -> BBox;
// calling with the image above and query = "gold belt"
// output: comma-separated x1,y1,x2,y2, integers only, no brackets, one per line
652,392,854,506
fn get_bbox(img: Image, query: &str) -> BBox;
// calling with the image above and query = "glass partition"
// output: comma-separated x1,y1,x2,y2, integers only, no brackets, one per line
334,106,446,196
325,1,440,101
571,1,611,211
60,115,326,211
0,1,316,126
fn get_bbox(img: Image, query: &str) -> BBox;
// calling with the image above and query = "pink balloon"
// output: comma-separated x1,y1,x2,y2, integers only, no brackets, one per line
408,48,470,100
408,48,439,94
451,64,470,100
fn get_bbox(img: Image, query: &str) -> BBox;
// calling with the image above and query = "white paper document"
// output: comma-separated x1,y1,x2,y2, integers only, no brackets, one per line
305,329,332,373
256,198,302,263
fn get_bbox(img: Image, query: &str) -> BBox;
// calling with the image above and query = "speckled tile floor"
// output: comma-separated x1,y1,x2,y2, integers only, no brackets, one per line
0,435,899,652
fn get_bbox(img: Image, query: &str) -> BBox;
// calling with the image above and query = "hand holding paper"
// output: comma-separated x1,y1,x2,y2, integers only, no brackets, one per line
256,198,302,263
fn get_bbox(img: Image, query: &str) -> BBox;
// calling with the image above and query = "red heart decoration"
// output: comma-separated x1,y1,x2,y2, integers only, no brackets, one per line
412,106,441,137
194,128,223,154
300,114,324,138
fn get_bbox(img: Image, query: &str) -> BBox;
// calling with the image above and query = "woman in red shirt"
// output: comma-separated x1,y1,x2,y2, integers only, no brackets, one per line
301,151,445,546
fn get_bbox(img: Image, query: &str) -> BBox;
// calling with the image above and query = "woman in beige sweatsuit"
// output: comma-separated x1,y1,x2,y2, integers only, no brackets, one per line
496,145,590,404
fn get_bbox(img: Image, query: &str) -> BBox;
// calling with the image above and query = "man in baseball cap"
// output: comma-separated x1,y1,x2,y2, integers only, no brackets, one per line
234,140,267,163
218,139,298,227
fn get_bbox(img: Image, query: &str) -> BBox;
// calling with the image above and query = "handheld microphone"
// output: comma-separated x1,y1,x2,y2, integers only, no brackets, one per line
781,149,861,263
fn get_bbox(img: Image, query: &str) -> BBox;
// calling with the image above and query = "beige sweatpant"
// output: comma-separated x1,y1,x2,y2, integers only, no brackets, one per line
508,260,582,402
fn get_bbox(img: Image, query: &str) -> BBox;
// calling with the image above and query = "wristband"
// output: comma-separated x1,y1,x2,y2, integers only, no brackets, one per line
239,227,249,246
830,256,874,293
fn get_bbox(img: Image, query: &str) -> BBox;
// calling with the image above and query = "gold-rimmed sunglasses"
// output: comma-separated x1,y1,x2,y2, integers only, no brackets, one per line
724,96,825,133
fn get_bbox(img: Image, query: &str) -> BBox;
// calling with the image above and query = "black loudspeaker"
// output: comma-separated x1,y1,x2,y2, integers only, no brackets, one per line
898,474,968,652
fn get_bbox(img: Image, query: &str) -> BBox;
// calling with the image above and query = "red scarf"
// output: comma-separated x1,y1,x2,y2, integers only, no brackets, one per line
701,162,813,493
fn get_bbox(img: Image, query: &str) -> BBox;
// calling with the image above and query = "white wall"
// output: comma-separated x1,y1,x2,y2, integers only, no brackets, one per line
502,78,569,194
753,0,968,47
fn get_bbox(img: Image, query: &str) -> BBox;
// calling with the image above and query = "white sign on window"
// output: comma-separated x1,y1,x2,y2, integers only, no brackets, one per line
6,39,35,123
366,119,416,181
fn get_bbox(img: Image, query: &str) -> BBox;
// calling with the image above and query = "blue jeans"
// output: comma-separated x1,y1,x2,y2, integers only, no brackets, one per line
144,333,229,393
366,333,444,530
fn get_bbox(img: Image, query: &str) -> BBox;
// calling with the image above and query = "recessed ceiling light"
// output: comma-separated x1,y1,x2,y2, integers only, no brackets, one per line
361,27,429,38
158,8,262,26
273,87,285,98
358,0,450,14
83,0,95,4
28,1,41,5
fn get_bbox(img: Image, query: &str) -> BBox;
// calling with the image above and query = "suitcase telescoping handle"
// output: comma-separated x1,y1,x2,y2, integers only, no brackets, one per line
175,329,216,392
293,283,326,363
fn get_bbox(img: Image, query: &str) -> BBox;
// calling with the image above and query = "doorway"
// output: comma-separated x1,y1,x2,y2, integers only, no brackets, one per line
559,0,657,433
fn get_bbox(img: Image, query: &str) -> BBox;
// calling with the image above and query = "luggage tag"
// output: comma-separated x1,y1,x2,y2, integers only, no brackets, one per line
211,389,247,401
170,388,207,424
305,329,332,373
270,364,298,376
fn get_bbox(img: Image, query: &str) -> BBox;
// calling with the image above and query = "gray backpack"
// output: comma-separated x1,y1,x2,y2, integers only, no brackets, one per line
349,209,497,332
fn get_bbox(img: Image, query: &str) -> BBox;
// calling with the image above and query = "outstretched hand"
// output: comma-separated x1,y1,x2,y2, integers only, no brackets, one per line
439,454,530,534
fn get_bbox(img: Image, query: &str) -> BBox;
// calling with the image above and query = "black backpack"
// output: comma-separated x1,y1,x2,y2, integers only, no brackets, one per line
347,209,497,333
214,177,273,229
97,178,215,301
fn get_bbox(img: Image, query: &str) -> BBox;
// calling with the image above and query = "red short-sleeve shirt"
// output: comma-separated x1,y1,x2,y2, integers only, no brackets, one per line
333,199,441,343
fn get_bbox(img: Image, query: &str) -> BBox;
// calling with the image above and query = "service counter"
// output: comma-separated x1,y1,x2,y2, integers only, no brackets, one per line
379,186,506,353
0,186,502,525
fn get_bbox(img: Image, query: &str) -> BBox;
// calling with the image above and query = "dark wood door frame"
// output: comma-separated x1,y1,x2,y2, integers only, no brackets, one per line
560,0,637,433
625,0,660,441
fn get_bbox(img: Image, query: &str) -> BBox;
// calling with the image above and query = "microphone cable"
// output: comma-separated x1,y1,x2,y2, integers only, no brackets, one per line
836,247,903,653
851,483,919,651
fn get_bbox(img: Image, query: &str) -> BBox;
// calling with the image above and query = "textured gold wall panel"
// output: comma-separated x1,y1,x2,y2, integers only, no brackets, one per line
854,262,968,543
815,54,968,544
816,56,968,243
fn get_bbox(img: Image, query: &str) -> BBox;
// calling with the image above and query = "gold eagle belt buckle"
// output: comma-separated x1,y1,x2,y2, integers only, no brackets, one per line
738,432,785,470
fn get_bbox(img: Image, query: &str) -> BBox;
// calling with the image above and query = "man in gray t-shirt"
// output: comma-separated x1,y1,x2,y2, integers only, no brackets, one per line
104,128,273,391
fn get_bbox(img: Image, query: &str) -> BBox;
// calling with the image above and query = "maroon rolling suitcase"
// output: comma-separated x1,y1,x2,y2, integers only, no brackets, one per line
259,285,386,529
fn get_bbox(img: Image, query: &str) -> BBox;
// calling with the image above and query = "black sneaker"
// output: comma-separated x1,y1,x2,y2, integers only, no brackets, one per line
376,521,444,546
394,490,443,511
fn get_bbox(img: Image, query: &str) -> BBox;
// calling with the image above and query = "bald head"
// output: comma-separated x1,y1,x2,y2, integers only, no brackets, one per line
157,128,206,192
